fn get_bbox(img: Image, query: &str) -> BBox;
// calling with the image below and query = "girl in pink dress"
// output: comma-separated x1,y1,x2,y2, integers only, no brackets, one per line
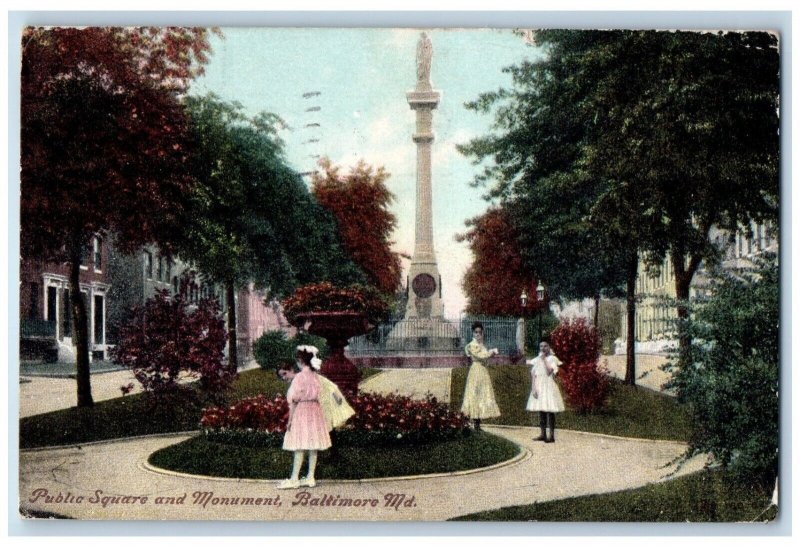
278,346,331,489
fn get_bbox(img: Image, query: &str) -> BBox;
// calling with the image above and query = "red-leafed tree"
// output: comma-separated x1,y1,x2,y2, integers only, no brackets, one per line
457,206,542,316
21,27,216,407
311,158,403,296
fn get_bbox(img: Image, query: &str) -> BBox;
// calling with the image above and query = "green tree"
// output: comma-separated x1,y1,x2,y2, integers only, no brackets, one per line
178,94,362,368
665,256,778,485
459,30,778,383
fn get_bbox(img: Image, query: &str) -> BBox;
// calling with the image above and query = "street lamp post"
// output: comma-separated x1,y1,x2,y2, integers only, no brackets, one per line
536,282,545,348
518,289,528,362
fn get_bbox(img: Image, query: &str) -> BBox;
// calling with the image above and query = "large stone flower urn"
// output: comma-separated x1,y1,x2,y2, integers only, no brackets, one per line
297,311,372,396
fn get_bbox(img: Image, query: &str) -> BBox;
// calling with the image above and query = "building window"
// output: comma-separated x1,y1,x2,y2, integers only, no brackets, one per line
145,251,153,279
94,295,104,345
79,243,89,269
28,282,39,319
93,237,102,271
62,289,71,338
166,258,173,282
157,256,164,281
46,286,57,323
172,276,179,295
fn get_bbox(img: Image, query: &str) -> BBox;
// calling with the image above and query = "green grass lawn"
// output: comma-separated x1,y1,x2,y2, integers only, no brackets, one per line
451,469,778,522
450,365,692,441
148,430,519,480
20,367,384,449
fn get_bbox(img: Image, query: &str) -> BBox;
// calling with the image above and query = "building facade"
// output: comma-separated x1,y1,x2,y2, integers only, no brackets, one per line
20,235,110,362
619,221,778,352
105,243,228,345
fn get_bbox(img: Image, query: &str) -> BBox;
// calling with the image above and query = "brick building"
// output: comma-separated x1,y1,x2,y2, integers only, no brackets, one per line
20,235,110,362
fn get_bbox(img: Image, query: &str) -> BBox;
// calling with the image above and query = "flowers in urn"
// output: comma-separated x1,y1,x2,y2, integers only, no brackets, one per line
281,282,391,328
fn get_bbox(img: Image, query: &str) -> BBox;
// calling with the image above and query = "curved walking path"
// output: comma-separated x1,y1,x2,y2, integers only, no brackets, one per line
359,368,452,402
19,426,706,521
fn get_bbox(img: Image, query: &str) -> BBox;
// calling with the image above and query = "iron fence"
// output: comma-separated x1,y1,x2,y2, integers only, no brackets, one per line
20,319,56,339
347,316,520,356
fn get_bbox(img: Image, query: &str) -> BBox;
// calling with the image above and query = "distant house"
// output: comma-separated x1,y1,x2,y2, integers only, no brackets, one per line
105,242,226,345
106,244,293,367
20,235,110,363
619,221,778,353
236,285,296,363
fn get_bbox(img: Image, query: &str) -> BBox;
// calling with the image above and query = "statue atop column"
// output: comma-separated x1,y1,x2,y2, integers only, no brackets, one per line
416,32,433,89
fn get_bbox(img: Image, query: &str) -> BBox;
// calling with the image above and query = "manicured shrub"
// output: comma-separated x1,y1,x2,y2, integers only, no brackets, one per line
549,317,610,413
252,330,328,370
111,286,233,398
252,331,291,370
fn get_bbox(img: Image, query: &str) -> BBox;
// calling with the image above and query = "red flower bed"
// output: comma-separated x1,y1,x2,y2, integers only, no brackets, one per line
345,392,469,435
200,394,289,433
200,391,470,446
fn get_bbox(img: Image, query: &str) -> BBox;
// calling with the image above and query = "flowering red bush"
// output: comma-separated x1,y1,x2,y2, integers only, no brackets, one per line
200,391,470,446
282,282,390,327
111,288,234,398
549,317,610,413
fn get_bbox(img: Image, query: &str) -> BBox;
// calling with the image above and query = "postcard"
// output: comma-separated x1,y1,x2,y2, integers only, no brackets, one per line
16,25,781,524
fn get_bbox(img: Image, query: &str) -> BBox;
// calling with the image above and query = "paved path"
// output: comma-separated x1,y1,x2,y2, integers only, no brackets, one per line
18,426,705,521
601,354,676,395
18,361,261,419
19,371,144,418
19,356,671,419
359,368,452,402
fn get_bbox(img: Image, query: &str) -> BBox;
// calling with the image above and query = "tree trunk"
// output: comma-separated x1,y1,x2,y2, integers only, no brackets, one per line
625,256,638,386
593,293,600,328
69,247,93,407
226,282,237,372
673,253,694,368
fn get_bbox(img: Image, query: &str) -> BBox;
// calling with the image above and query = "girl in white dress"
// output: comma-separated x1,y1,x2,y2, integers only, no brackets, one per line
526,341,565,443
462,321,501,430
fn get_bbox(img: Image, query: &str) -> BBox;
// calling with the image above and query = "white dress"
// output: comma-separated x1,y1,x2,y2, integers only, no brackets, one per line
526,354,565,413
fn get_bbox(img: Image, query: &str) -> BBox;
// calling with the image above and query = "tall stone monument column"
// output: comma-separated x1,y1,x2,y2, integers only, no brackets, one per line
405,32,444,319
385,32,460,363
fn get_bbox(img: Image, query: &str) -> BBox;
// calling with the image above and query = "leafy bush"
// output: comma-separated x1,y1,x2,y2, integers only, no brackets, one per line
282,282,391,327
665,256,778,485
252,330,328,370
200,391,470,447
111,287,234,398
252,331,291,370
549,317,610,413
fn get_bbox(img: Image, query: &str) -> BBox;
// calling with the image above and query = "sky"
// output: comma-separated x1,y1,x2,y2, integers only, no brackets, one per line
189,28,540,318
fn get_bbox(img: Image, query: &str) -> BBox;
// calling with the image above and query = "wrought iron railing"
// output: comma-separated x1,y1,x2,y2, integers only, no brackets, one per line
20,319,56,339
347,316,520,356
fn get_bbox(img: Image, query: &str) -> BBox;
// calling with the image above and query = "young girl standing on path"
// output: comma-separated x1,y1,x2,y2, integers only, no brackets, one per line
462,321,501,430
278,346,331,489
526,341,565,443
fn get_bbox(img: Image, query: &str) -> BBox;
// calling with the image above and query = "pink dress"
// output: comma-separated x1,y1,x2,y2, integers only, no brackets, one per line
283,368,332,451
